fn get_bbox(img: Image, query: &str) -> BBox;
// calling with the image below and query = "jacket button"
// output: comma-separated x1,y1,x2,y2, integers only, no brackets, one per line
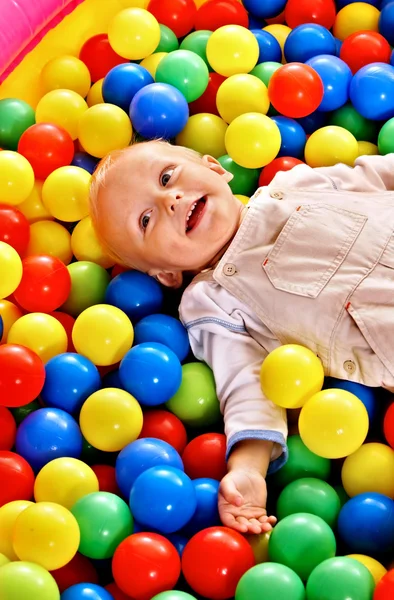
223,264,237,276
343,360,356,374
270,191,284,200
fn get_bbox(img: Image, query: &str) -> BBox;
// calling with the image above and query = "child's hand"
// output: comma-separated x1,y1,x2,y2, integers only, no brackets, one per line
218,468,277,535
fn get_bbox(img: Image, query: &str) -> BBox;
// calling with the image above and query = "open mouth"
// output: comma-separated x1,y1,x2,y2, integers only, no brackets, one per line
186,197,206,233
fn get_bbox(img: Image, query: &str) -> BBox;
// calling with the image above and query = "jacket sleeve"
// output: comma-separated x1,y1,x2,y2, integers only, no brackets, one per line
179,281,288,474
271,153,394,193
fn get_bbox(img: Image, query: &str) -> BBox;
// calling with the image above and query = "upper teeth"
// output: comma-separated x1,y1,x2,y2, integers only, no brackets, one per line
186,202,197,222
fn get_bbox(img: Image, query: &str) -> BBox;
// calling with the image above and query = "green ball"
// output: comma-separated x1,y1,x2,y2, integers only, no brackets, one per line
329,104,378,142
71,492,133,559
156,49,209,103
378,117,394,154
180,30,213,70
271,435,331,489
61,261,110,317
0,98,35,150
250,62,282,87
155,25,180,53
277,478,341,528
218,155,260,196
235,563,305,600
0,561,60,600
334,485,350,508
11,399,41,425
166,362,221,427
152,593,197,600
306,557,375,600
269,513,336,581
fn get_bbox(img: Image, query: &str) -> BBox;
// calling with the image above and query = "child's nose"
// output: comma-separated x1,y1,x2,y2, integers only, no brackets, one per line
163,191,183,214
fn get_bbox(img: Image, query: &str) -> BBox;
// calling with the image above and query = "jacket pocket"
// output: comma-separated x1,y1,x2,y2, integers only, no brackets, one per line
379,234,394,269
263,204,367,298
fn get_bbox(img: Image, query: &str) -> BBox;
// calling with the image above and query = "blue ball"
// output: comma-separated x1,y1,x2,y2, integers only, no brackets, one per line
183,478,220,535
391,49,394,67
270,116,306,158
105,270,164,323
243,0,287,18
16,408,83,471
61,583,113,600
116,437,184,499
248,14,265,29
381,0,392,8
101,369,125,390
134,314,190,362
297,110,329,134
338,493,394,553
129,466,197,533
251,30,282,64
324,378,377,423
0,316,3,341
130,82,189,140
337,0,381,6
284,24,336,63
41,353,101,414
379,1,394,45
166,533,189,557
119,342,182,406
102,63,154,112
334,38,343,57
71,152,99,175
306,55,352,112
350,63,394,121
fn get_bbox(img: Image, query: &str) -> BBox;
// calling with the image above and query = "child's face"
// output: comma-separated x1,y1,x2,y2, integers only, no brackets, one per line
97,142,243,286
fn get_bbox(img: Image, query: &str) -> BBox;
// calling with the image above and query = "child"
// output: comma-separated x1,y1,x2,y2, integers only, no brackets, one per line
90,139,394,535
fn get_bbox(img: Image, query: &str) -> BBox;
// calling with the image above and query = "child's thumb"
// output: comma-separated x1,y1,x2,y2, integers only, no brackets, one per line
220,477,243,507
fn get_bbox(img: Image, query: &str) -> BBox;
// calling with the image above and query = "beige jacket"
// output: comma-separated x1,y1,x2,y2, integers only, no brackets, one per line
179,154,394,473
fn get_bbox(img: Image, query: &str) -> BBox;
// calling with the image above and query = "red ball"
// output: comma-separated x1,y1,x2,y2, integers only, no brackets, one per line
259,157,305,186
50,311,76,352
139,410,188,454
195,0,249,31
50,553,99,593
147,0,197,38
111,264,130,279
0,344,45,408
112,533,181,600
0,450,35,506
268,63,324,118
182,527,255,599
18,123,74,181
189,72,227,116
0,406,16,450
384,402,394,449
340,31,392,74
182,433,227,481
105,583,133,600
0,204,30,257
285,0,336,29
374,569,394,600
14,255,71,313
79,34,129,82
91,464,121,495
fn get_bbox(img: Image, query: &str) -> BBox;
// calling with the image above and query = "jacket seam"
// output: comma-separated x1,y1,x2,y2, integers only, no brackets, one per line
184,317,247,333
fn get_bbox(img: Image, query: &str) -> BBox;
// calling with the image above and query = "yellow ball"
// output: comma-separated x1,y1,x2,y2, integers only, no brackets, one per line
41,55,91,97
80,387,143,451
0,242,23,300
36,89,88,140
216,74,270,124
78,104,133,159
0,151,35,206
8,313,68,363
13,501,80,571
333,3,380,41
206,25,259,77
305,126,358,168
34,458,99,509
42,166,91,222
87,79,104,107
0,554,9,568
245,531,271,564
358,141,378,156
27,220,73,265
108,8,161,60
225,112,281,169
119,0,149,6
17,181,53,223
140,52,168,78
235,194,250,205
263,24,292,62
72,304,134,366
0,500,33,561
260,344,324,409
0,300,23,344
299,388,369,459
347,555,387,585
341,442,394,498
176,114,228,158
71,216,115,269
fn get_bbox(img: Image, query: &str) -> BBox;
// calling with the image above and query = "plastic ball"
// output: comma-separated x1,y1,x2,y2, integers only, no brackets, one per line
61,261,110,318
324,378,378,423
41,55,91,97
151,593,197,600
235,562,305,600
156,50,209,103
189,72,226,116
87,80,104,107
61,583,113,600
105,583,132,600
176,113,227,157
182,433,227,480
35,90,88,141
329,103,378,142
147,0,197,38
18,181,52,223
103,64,153,112
14,255,71,313
250,61,282,88
297,109,328,134
0,344,45,407
182,527,255,599
218,155,260,196
252,30,282,63
284,0,336,29
276,478,341,527
0,500,34,560
347,555,387,585
0,98,35,151
270,117,306,158
306,557,374,600
139,412,187,455
0,241,22,299
180,30,212,68
333,2,380,40
0,150,35,207
358,140,378,155
156,24,180,53
384,402,394,448
108,8,160,59
0,451,34,506
116,437,184,498
305,55,352,112
11,399,41,426
263,24,292,60
26,220,72,265
268,63,324,119
71,216,115,269
0,204,30,256
140,52,168,78
341,442,394,498
113,532,181,598
134,314,189,362
378,117,394,154
272,434,331,489
185,478,220,534
379,1,394,45
216,74,269,124
206,25,259,77
259,157,304,186
8,312,68,363
195,0,249,30
79,388,143,452
284,24,336,64
42,165,91,222
340,31,391,74
78,104,133,159
79,33,129,82
105,270,163,322
350,63,394,121
305,125,358,167
71,151,99,174
374,569,394,599
166,362,221,427
0,561,60,600
0,406,16,450
225,112,281,169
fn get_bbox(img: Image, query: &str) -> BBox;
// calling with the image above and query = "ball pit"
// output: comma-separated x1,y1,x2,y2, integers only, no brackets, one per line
0,0,394,598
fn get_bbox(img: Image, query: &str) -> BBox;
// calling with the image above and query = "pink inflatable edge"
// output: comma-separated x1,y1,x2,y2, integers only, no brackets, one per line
0,0,85,82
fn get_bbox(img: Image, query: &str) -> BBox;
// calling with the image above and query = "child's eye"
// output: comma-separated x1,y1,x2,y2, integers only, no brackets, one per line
141,212,152,230
161,168,174,186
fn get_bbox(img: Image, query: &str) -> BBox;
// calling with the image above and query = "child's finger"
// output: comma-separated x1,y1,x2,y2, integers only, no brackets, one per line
219,477,243,506
247,518,264,534
221,511,248,533
236,515,252,532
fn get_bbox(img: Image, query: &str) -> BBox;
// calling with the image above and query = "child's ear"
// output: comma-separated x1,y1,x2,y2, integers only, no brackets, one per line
151,270,183,289
202,155,234,183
